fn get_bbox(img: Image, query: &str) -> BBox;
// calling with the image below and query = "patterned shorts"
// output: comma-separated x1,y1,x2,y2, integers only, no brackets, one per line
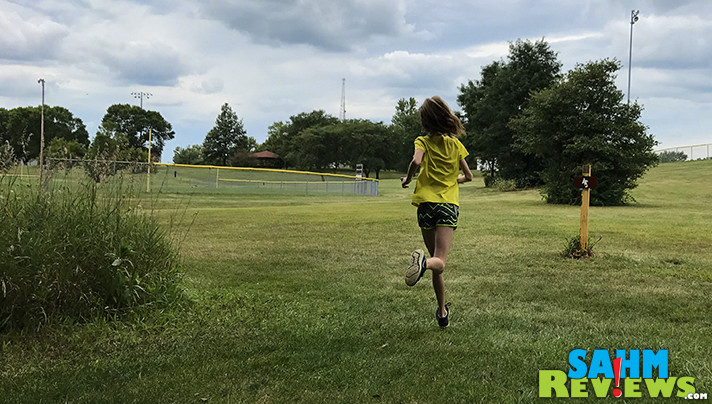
417,202,459,230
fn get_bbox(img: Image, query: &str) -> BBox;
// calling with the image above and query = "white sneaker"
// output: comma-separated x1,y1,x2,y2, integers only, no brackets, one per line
405,249,427,286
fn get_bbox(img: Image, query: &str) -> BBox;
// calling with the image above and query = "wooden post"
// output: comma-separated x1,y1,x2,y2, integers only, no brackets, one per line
580,165,591,250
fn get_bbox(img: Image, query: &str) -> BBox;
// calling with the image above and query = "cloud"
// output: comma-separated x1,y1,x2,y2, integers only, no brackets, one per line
633,67,712,101
633,14,712,70
353,51,462,91
199,0,415,51
2,0,711,161
0,2,69,62
94,40,193,86
183,76,225,95
0,68,50,101
194,78,224,95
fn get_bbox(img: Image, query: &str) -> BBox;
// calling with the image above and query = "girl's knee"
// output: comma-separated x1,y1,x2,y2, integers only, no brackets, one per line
427,257,445,274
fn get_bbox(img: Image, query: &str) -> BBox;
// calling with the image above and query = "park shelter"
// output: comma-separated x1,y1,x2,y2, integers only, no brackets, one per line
249,151,284,169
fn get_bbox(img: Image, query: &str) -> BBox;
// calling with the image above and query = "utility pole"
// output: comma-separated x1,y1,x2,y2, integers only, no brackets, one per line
339,78,346,121
131,91,153,191
38,78,45,185
131,91,152,109
627,9,639,104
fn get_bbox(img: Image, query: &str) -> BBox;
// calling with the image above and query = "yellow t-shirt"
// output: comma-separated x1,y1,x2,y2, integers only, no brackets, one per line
411,135,469,207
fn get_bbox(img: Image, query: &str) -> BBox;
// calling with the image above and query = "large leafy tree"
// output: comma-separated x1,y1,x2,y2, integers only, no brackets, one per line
263,113,395,177
1,106,89,163
86,132,145,162
260,121,288,154
202,103,249,166
99,104,174,157
262,110,339,168
45,137,86,160
391,97,424,170
339,119,395,179
173,145,205,165
46,106,90,147
458,39,562,186
5,107,40,163
289,125,343,171
510,59,658,205
289,118,395,176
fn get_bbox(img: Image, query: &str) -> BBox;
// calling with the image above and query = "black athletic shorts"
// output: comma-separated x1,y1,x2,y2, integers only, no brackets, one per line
417,202,459,230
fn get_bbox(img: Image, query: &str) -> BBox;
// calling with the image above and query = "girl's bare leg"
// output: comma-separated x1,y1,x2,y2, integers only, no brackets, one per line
421,226,454,317
421,228,436,257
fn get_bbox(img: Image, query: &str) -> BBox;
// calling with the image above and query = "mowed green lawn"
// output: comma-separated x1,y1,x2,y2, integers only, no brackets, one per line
2,160,711,403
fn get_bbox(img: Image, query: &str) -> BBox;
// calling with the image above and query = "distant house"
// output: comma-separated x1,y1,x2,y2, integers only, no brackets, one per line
249,150,284,169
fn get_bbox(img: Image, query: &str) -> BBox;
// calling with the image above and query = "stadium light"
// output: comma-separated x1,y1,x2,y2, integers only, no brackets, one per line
627,9,640,104
131,91,153,190
131,91,152,109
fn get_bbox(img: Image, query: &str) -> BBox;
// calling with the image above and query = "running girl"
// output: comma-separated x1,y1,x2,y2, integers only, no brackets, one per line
401,96,473,328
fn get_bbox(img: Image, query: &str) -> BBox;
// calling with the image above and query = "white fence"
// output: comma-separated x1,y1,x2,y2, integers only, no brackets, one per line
654,143,711,161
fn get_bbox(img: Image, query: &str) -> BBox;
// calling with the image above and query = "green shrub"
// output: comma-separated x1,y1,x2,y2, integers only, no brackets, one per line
561,234,601,259
657,150,687,163
493,177,517,192
483,174,496,188
510,59,658,206
0,175,183,331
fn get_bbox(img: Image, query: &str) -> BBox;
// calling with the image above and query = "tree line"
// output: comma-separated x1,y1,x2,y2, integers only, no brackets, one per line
173,102,421,180
177,40,657,205
0,104,174,164
2,38,658,204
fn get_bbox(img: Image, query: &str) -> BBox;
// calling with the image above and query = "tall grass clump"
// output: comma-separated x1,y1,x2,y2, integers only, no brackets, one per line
0,169,183,331
561,234,602,259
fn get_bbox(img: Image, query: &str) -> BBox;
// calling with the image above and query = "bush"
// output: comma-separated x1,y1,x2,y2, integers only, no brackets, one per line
483,174,496,188
0,175,183,331
561,234,601,259
493,177,518,192
657,150,687,163
173,144,205,165
45,137,87,160
81,159,149,183
511,59,658,205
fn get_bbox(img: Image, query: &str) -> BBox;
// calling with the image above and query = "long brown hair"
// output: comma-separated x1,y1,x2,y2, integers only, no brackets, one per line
419,96,465,137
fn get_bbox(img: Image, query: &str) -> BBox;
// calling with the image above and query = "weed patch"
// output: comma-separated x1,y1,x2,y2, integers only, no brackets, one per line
561,235,602,259
0,175,184,331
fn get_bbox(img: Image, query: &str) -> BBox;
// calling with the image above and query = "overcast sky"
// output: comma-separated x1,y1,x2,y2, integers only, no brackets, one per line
2,0,711,162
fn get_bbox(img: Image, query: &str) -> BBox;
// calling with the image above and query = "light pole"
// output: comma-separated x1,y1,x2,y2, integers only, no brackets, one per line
627,9,639,104
131,91,153,191
131,91,152,109
38,78,45,185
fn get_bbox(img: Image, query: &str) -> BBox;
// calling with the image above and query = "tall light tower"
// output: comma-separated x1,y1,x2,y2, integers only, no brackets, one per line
131,91,152,109
339,78,346,121
38,78,45,185
627,9,640,104
131,91,153,191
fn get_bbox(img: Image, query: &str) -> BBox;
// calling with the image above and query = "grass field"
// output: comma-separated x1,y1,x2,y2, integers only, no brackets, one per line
1,160,711,403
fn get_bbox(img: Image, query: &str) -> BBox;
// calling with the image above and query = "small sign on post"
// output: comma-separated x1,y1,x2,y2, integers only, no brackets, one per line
576,165,597,250
574,175,598,190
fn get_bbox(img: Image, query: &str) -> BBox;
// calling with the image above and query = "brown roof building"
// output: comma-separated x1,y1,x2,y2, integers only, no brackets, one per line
249,150,284,168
